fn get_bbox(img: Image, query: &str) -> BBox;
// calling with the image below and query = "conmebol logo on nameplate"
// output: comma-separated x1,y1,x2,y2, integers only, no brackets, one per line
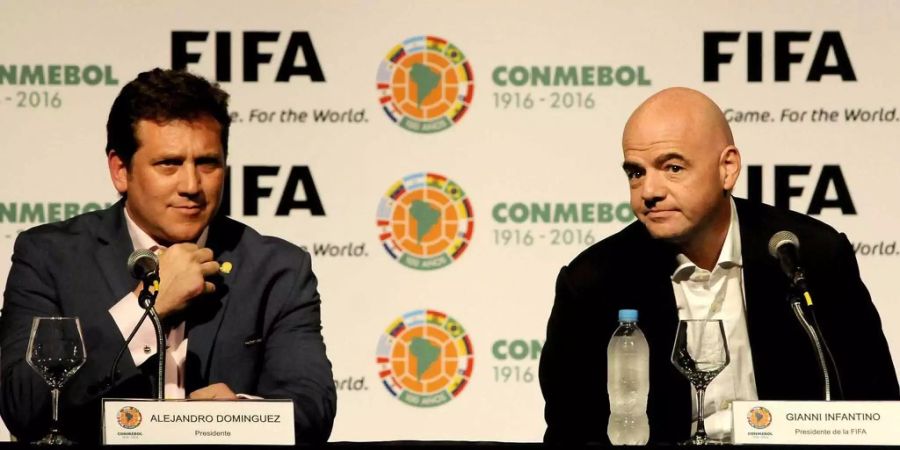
732,400,900,445
102,399,294,445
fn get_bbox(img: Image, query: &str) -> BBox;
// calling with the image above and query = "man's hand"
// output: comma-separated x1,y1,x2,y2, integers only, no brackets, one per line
153,243,220,319
189,383,238,400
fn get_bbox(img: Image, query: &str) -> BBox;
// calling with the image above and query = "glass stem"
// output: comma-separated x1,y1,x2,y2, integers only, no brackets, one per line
695,387,708,438
50,388,60,433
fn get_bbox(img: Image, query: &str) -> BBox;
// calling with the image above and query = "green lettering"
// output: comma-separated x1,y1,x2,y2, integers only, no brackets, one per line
508,203,529,223
554,66,578,86
616,203,635,222
83,202,102,212
530,66,550,86
0,203,16,223
491,340,506,360
492,66,507,87
508,66,528,86
48,203,61,222
64,65,79,84
597,203,613,222
64,203,80,220
615,66,635,85
48,65,61,85
530,202,550,223
83,65,102,85
637,66,651,85
19,203,45,223
580,66,595,85
20,66,45,85
491,203,507,223
529,339,544,359
597,66,613,86
0,65,16,85
580,203,595,222
104,65,119,85
553,203,578,222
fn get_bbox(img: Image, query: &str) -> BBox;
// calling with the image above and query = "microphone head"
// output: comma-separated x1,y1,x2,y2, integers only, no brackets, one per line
127,249,159,280
767,230,800,259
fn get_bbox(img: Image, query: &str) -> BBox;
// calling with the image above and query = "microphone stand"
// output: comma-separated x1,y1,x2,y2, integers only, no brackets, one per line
788,292,831,400
788,289,844,401
137,273,166,401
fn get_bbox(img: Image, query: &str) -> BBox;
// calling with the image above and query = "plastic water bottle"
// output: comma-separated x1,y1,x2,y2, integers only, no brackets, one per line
607,309,650,445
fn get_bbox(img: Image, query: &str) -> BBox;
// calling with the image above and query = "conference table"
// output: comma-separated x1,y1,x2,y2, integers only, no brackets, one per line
0,442,878,449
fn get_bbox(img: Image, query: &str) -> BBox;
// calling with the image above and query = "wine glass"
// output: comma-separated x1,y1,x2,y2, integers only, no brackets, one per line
26,317,87,445
670,319,730,445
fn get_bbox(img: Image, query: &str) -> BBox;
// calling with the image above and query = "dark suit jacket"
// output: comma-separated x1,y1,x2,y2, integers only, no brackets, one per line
0,201,336,444
539,197,899,444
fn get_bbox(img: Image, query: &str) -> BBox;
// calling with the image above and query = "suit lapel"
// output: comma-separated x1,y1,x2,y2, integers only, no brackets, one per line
184,217,238,393
736,199,818,400
93,200,135,308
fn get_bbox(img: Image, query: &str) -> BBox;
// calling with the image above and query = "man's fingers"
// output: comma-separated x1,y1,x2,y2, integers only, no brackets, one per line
189,383,237,400
203,281,216,294
194,247,215,263
168,242,199,253
200,261,221,276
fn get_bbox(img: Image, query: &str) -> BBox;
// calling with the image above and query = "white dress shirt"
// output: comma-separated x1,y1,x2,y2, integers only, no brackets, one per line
107,209,207,399
671,198,759,440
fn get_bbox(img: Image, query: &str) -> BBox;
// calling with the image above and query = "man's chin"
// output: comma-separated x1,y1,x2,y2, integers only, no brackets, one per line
643,223,687,243
157,227,206,245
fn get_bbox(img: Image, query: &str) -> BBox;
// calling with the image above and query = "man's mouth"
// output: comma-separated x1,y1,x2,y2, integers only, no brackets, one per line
644,209,677,218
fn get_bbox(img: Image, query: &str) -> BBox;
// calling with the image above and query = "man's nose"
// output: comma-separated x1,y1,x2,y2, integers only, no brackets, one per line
641,171,665,206
178,165,201,195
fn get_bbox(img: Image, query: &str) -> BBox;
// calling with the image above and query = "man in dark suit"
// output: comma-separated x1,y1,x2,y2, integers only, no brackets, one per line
0,69,336,444
540,87,899,444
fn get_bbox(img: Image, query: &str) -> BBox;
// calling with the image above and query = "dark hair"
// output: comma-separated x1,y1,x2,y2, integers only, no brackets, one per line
105,68,230,165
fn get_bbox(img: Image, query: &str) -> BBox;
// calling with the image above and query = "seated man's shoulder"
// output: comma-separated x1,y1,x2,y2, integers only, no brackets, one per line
736,198,845,248
564,220,658,281
216,216,310,264
13,207,110,254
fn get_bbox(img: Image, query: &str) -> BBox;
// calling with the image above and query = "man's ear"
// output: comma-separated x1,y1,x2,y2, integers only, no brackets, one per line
108,150,129,194
719,145,741,191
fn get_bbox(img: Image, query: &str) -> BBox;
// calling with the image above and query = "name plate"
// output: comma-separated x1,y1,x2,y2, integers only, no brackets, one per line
733,400,900,445
102,398,294,445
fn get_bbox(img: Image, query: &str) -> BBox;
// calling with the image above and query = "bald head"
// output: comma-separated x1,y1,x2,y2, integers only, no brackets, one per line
619,87,741,268
623,87,734,155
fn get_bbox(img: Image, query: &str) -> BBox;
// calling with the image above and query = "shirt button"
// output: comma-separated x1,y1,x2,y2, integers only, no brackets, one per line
143,345,152,354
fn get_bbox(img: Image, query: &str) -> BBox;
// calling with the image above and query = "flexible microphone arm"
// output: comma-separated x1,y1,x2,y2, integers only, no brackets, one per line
788,295,831,400
105,272,166,400
137,274,166,401
769,231,844,401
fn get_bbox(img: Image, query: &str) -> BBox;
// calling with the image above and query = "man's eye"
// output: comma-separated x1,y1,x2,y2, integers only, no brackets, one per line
667,165,683,173
625,169,644,180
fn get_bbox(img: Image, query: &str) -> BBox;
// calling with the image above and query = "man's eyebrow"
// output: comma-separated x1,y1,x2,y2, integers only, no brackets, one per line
653,152,686,165
153,152,184,161
622,161,641,171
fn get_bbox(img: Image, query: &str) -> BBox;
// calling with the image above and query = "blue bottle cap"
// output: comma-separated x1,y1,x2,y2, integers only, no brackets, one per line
618,309,639,322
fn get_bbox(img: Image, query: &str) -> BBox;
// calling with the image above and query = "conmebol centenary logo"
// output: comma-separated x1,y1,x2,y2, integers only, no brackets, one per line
748,406,773,429
116,406,142,429
376,309,473,407
376,36,474,133
376,172,474,270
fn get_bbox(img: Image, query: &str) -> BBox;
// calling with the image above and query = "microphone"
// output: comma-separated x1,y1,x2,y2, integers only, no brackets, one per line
767,230,844,400
127,249,158,281
107,249,166,400
767,230,809,294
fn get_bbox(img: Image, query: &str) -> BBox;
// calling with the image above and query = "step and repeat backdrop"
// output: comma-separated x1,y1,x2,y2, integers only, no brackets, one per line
1,0,899,442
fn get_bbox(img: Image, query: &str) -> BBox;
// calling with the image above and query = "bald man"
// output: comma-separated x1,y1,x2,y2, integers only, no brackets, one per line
539,88,898,445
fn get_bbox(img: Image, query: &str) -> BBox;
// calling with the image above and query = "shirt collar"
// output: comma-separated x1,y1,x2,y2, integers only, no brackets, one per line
124,207,209,250
672,197,742,281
